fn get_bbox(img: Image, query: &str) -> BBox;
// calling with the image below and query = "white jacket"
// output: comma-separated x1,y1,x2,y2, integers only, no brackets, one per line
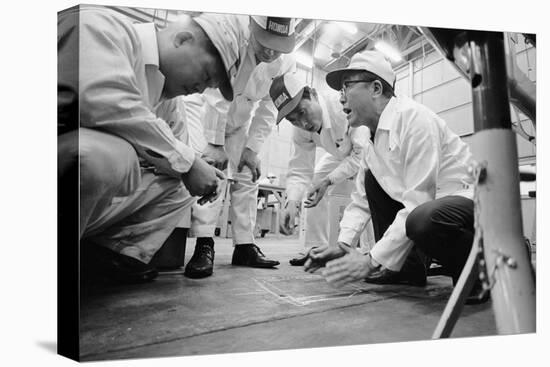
285,92,369,202
199,15,297,153
59,7,196,176
338,95,475,271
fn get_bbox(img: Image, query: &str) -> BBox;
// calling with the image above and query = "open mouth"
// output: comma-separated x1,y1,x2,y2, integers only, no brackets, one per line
343,107,352,119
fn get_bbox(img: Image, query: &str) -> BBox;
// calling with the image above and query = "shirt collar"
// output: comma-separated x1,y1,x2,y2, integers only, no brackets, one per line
133,22,165,105
377,96,398,131
133,22,160,67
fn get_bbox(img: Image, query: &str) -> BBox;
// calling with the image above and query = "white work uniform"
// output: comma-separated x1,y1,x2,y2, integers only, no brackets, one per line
338,95,474,271
58,7,196,263
185,17,297,244
170,94,223,233
285,93,372,248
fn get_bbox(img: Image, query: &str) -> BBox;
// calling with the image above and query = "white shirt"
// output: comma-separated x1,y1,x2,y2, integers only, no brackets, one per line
285,93,369,201
338,95,474,271
198,15,297,153
58,7,196,176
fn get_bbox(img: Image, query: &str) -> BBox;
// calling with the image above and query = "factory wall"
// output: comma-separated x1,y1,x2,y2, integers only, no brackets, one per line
259,33,536,188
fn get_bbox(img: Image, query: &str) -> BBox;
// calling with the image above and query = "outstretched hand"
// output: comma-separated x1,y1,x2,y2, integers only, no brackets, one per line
280,200,300,235
304,178,331,208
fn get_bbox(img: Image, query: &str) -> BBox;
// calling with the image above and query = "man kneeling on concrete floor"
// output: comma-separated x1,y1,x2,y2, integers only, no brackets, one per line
268,73,373,266
304,50,487,303
57,6,239,283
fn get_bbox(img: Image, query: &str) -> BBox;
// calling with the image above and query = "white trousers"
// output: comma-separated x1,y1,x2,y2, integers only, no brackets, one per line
301,152,375,252
70,128,195,263
187,125,259,245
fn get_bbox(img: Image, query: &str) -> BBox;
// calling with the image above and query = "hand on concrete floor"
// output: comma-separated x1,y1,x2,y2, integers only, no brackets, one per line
304,243,347,273
322,244,378,287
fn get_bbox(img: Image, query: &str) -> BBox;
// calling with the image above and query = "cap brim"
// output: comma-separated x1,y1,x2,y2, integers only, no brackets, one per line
251,21,295,54
326,67,396,92
327,68,369,91
276,88,304,124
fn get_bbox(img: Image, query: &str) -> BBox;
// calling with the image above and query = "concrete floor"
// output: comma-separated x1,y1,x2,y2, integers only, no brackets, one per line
79,235,497,362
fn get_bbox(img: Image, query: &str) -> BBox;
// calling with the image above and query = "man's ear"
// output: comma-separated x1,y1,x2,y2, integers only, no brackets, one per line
173,31,194,48
311,88,318,99
372,80,383,97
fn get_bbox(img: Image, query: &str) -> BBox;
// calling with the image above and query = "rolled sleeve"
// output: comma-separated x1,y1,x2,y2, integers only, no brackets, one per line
201,89,230,145
245,94,277,153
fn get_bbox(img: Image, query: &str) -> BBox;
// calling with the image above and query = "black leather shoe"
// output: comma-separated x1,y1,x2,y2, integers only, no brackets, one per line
364,268,427,287
83,244,158,284
184,238,214,279
289,253,308,266
231,244,280,268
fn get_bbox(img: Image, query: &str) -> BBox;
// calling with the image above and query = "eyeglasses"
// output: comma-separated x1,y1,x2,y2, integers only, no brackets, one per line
339,79,373,97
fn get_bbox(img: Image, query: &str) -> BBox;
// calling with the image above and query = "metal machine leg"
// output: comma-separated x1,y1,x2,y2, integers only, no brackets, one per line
429,31,536,337
469,32,535,335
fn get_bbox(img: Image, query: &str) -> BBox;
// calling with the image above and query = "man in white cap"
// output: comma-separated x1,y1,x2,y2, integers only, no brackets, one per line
269,73,372,266
58,6,239,283
180,15,297,278
305,50,485,302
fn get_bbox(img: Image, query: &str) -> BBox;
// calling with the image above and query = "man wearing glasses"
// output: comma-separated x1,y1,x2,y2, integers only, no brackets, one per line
305,50,486,303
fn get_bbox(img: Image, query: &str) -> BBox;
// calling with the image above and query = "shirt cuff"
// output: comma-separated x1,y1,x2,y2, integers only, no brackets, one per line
369,238,412,272
337,227,358,247
168,140,196,173
326,171,345,185
204,127,225,146
245,139,262,154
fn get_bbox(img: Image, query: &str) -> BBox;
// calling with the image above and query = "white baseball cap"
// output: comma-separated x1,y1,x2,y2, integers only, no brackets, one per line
250,16,296,53
326,50,396,91
269,73,308,124
194,13,247,101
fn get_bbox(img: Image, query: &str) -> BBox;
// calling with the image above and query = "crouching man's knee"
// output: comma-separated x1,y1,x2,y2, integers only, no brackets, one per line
406,202,438,243
79,128,141,197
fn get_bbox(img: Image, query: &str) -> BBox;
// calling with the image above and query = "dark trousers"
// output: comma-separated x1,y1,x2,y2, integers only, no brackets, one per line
364,170,428,276
365,170,474,283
